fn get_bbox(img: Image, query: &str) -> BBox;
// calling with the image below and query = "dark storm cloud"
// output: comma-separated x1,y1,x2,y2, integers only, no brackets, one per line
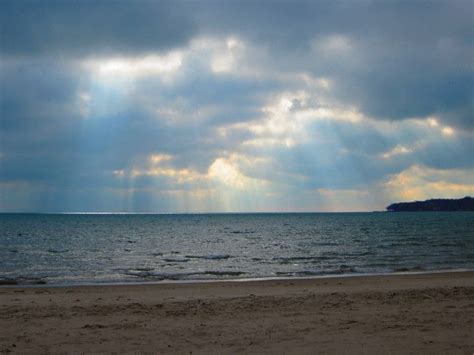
329,45,474,128
194,0,473,128
0,0,196,57
0,59,80,131
0,60,83,188
415,135,474,170
196,0,472,48
2,0,472,126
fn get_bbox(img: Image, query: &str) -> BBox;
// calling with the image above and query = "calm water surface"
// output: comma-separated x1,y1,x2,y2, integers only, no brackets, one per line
1,213,473,285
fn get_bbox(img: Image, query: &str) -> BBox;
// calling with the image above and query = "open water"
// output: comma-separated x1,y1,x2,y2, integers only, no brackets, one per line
1,212,473,285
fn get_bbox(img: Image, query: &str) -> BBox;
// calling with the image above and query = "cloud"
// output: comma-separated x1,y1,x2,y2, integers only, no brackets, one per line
0,0,196,57
384,165,474,202
1,1,473,212
193,1,473,129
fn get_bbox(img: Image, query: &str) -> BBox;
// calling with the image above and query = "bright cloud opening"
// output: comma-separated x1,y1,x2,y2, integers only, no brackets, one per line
84,52,183,79
208,158,249,188
380,145,412,159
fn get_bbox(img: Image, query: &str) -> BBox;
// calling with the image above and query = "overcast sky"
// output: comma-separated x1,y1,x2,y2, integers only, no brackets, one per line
1,0,473,212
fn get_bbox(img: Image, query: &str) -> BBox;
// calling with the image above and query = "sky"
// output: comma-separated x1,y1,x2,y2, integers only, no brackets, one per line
0,0,473,212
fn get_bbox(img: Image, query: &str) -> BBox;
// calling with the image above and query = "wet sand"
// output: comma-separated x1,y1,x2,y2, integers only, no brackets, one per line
1,271,473,354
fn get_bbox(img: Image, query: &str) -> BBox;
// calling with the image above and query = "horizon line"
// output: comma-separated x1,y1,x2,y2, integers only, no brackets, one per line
0,210,385,215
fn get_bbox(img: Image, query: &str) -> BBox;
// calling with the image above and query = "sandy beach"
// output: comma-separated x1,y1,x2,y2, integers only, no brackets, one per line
0,271,473,354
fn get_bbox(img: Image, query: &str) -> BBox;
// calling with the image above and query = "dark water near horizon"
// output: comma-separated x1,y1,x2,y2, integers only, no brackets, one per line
1,212,473,285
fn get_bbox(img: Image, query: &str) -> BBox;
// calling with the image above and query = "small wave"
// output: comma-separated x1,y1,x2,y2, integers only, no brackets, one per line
162,258,188,263
99,256,113,260
133,267,154,272
0,276,47,286
337,264,356,273
185,254,231,260
121,270,246,281
389,241,424,247
275,265,357,277
438,242,463,247
122,270,163,278
230,230,256,234
47,249,69,254
0,278,17,285
354,251,374,257
276,271,324,277
203,271,245,276
393,266,425,272
273,256,330,264
320,251,341,257
273,256,315,261
311,242,339,246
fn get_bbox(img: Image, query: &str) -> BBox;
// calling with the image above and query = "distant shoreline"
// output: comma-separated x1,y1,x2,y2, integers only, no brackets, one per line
387,196,474,212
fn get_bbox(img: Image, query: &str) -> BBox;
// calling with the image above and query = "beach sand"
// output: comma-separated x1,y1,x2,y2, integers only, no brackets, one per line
0,271,473,354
